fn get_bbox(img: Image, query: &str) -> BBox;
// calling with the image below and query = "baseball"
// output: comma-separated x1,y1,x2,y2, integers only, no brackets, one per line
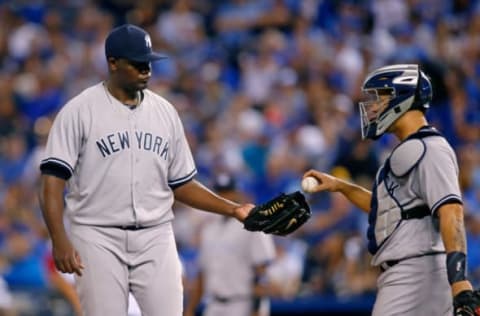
301,176,319,193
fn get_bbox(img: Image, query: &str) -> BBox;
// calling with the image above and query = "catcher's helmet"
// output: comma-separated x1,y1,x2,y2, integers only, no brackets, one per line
359,64,432,140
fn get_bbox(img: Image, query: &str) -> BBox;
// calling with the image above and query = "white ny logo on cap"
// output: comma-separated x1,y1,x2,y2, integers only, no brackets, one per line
145,35,152,48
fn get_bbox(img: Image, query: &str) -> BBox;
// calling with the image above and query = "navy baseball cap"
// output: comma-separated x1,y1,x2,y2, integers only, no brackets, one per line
105,24,166,62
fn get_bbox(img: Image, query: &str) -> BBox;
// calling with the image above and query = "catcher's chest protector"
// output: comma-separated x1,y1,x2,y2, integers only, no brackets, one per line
367,128,442,254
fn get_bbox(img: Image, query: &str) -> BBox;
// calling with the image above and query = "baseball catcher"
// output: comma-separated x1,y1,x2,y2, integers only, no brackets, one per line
243,191,311,236
453,289,480,316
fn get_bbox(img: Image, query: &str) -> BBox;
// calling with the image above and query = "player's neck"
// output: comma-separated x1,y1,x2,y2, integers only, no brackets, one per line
390,110,428,141
104,80,139,107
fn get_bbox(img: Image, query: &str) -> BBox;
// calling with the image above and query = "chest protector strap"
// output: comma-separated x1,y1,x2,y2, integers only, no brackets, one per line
401,204,430,220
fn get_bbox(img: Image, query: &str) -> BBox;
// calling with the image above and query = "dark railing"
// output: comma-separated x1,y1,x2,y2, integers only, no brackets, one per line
9,288,375,316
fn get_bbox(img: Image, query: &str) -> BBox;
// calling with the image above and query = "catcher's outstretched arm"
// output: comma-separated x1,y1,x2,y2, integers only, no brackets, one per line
303,170,372,213
334,179,372,213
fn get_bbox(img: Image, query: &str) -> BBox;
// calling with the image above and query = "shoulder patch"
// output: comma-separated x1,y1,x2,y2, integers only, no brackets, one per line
390,138,426,177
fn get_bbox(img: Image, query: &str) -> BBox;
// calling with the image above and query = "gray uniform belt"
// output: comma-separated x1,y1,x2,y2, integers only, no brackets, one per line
380,251,445,272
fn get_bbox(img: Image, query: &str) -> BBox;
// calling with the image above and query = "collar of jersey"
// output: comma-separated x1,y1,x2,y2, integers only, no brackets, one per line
103,82,145,111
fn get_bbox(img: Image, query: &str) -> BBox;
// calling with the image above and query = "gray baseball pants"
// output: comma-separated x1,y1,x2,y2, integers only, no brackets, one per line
70,222,183,316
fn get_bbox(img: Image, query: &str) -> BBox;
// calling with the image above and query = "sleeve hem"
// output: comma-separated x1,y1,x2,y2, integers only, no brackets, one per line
40,160,73,180
168,169,196,189
431,195,463,215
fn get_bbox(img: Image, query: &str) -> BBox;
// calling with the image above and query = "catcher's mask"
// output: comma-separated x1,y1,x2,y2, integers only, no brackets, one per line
359,64,432,140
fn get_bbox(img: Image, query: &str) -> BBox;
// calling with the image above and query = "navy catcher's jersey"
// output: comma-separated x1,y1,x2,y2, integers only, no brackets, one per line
40,82,196,227
367,127,462,266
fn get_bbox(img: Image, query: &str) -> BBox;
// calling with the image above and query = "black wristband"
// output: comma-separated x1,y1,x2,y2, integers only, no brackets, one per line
446,251,467,285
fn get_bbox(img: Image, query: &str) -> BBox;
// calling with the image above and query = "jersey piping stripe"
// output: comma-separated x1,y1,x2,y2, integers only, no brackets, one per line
168,169,197,186
40,157,74,176
400,198,419,209
431,194,462,214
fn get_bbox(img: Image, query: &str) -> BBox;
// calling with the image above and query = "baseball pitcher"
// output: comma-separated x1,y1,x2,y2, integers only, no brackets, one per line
38,24,253,316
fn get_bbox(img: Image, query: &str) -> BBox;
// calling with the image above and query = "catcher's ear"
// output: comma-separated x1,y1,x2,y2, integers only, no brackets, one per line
107,57,117,71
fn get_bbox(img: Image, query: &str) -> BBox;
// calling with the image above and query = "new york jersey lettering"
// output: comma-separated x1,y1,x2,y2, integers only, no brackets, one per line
96,131,169,159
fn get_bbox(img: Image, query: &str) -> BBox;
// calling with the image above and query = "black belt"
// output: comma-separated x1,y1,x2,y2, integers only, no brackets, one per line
112,225,148,230
380,251,445,272
212,295,252,304
401,204,430,220
77,224,158,231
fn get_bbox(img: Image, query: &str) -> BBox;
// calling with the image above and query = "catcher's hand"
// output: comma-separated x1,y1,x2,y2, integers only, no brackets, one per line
454,290,480,316
243,191,311,236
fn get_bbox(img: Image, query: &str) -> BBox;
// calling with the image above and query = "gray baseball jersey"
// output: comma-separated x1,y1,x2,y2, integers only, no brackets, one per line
41,82,196,227
367,127,461,315
199,217,276,316
40,82,196,316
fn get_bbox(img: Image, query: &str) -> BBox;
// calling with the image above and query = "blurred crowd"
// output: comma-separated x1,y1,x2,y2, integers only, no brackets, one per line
0,0,478,314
